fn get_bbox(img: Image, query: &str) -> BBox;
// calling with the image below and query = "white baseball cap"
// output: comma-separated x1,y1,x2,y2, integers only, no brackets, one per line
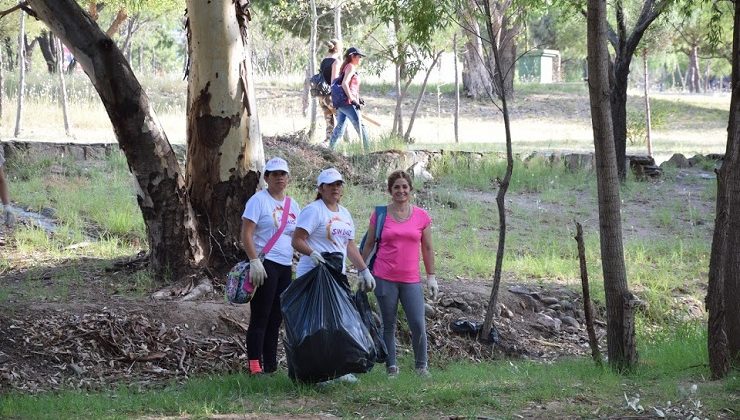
264,157,289,174
317,167,344,186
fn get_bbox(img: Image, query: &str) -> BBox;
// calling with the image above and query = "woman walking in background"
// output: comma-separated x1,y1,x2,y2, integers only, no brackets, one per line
328,47,370,151
240,157,301,375
319,39,341,145
361,170,437,378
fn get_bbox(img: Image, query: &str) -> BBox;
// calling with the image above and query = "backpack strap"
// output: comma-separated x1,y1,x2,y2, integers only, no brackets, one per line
374,206,387,243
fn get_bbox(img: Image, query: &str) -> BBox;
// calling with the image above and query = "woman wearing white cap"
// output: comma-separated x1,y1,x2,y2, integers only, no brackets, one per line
291,167,376,383
240,157,301,375
292,167,376,284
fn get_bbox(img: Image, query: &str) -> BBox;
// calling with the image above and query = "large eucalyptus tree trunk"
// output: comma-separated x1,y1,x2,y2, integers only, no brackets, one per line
586,0,637,372
27,0,204,279
185,0,263,268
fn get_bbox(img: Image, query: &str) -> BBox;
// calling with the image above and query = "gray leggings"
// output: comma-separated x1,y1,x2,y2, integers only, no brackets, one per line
374,277,428,369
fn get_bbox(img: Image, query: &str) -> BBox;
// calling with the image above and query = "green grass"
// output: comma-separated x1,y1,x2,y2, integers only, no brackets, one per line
1,323,735,419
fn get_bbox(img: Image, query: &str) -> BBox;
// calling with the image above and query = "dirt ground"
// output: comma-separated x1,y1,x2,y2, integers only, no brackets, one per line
0,135,710,395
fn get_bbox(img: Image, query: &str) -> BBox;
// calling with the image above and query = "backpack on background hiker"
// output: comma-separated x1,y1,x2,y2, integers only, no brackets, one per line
225,198,292,304
358,206,387,272
309,73,331,97
310,58,334,97
330,71,349,108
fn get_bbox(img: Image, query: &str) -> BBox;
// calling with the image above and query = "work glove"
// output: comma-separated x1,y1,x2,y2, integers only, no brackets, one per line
358,98,365,106
310,250,325,266
249,258,266,288
358,268,376,292
424,274,438,300
3,206,15,227
351,100,361,110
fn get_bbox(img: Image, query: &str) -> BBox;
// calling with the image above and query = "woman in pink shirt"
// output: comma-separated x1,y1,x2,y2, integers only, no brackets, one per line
361,170,437,377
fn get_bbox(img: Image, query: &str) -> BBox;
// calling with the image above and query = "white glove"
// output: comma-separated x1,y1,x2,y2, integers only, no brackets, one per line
425,275,438,300
3,206,15,227
358,268,376,292
310,250,325,266
249,258,266,288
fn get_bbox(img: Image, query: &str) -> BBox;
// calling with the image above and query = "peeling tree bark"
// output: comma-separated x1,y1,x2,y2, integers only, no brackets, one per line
185,0,262,268
27,0,204,280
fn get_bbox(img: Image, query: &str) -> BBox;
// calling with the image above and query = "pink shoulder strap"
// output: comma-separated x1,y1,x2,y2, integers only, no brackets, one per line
261,197,291,257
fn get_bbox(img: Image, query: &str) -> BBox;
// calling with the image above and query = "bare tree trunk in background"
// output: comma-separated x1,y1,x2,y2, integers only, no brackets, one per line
106,8,128,38
404,51,442,142
480,0,514,342
23,35,36,72
185,0,263,269
454,33,460,143
587,0,637,372
460,0,491,99
0,49,4,121
708,0,740,378
121,14,139,55
675,62,685,91
334,0,342,41
307,0,318,141
28,0,204,280
37,30,58,73
705,60,711,92
392,13,404,137
643,49,652,157
56,38,71,136
687,45,700,93
14,8,25,138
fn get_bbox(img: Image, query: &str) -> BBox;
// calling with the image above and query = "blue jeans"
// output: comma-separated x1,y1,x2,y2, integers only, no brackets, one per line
328,104,370,150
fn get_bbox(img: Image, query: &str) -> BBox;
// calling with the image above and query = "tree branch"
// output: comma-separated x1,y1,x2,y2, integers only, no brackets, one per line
0,2,27,21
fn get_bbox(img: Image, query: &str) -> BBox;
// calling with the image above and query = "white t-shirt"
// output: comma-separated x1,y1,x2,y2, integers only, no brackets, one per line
241,190,301,266
295,199,355,277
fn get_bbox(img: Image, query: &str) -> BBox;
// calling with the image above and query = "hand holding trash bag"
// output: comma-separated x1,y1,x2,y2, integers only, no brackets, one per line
358,268,375,292
310,250,326,266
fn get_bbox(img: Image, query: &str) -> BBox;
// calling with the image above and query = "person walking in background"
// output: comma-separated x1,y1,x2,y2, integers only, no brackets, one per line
328,47,370,151
361,170,437,378
319,39,342,145
240,157,301,375
0,143,15,227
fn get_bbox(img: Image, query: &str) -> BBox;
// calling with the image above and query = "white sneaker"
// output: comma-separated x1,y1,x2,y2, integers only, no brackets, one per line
318,373,358,386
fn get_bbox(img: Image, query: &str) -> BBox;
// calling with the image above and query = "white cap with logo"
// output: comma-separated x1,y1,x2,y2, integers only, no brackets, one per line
317,167,344,186
264,157,289,174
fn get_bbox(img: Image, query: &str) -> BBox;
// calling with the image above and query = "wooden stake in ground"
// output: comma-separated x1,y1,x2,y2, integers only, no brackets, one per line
574,221,603,365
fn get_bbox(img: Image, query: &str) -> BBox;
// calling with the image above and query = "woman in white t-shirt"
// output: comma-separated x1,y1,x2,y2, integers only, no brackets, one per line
291,168,376,383
240,157,301,375
292,168,376,285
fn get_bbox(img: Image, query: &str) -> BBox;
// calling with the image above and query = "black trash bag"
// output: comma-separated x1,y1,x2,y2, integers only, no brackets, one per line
281,252,376,383
450,319,481,336
354,290,387,364
450,319,500,344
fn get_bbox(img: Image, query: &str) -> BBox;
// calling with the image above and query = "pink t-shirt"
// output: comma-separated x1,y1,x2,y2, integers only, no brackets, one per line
370,206,431,283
